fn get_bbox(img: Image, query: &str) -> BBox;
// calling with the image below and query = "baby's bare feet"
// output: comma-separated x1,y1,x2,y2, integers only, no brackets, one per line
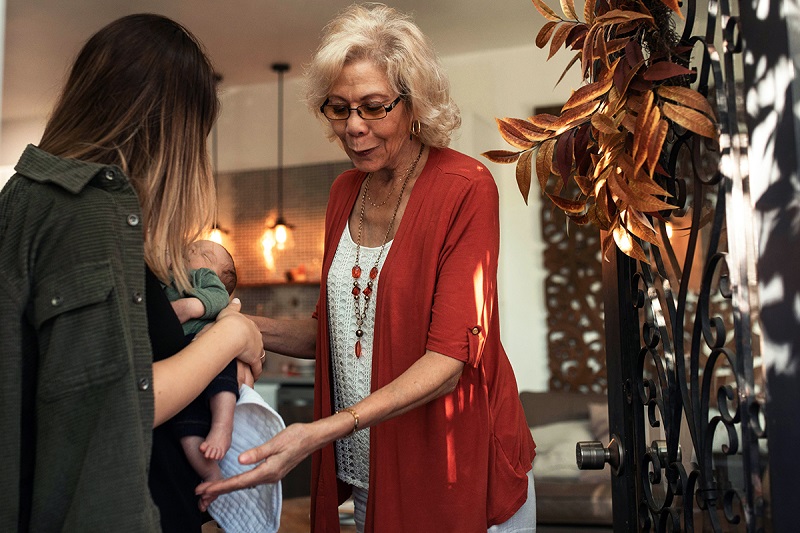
183,435,224,487
200,424,232,461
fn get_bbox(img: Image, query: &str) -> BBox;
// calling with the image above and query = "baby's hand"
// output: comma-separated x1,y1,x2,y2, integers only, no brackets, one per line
170,297,205,324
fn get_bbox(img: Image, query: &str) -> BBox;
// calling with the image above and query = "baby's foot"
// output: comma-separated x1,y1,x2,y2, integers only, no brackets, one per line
199,424,232,461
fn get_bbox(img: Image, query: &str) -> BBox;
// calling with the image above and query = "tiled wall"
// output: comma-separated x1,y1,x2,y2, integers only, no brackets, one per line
216,160,353,287
215,158,351,320
216,160,353,372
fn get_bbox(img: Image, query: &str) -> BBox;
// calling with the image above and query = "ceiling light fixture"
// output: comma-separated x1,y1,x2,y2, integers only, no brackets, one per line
208,73,228,245
269,62,292,250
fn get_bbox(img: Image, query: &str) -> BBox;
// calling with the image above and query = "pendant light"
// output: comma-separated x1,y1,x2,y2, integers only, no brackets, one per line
208,73,227,244
270,62,292,250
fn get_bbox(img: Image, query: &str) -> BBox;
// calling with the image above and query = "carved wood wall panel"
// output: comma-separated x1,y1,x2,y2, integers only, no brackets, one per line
541,204,607,393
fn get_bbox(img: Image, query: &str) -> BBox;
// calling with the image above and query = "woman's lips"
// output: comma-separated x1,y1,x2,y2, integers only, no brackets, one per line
350,147,375,157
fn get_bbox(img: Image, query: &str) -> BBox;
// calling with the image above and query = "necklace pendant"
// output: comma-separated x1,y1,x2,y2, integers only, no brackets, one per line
350,145,424,362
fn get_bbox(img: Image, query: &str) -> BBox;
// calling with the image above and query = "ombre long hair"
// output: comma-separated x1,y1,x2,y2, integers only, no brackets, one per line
39,13,219,292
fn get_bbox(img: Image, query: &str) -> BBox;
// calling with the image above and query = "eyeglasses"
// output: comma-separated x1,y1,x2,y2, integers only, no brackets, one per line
319,96,403,121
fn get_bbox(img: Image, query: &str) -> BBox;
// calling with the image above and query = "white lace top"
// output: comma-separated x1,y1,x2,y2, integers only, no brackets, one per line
327,221,392,489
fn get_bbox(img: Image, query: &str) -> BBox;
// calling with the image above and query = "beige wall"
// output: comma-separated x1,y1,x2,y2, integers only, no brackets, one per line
445,45,579,392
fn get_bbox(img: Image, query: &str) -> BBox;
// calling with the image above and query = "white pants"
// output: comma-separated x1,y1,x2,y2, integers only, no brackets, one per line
488,470,536,532
351,469,536,532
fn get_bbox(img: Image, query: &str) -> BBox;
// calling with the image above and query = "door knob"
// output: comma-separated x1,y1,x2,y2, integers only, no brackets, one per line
576,434,625,475
649,439,681,465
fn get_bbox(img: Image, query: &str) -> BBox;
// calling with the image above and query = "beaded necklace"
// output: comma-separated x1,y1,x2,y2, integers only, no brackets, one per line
351,143,424,357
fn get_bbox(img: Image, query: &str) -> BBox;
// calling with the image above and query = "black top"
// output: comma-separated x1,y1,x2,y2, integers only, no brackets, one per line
145,267,206,531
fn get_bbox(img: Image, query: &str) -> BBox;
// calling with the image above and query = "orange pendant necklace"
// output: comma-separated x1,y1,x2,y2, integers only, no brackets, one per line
352,143,424,357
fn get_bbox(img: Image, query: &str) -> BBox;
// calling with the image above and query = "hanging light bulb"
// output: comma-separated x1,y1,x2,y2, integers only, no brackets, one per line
274,218,289,248
208,227,224,244
207,73,228,245
261,62,293,268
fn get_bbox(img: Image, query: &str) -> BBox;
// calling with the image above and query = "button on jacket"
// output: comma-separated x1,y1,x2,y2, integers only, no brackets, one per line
0,145,161,531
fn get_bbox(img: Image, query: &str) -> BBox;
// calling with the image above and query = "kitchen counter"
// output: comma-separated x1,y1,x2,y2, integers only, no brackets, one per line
253,372,313,412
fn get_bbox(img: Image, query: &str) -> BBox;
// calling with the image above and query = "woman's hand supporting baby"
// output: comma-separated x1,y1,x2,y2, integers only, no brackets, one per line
152,298,265,427
193,298,264,378
211,298,265,379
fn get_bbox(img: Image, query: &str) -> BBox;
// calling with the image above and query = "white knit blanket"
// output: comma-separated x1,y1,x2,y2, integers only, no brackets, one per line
208,384,285,533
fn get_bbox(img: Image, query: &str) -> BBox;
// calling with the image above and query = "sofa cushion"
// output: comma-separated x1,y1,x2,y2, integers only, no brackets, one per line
531,420,593,479
588,401,610,443
520,390,607,428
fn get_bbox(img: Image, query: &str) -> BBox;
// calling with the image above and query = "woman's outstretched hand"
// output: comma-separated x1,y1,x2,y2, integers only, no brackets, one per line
196,423,315,511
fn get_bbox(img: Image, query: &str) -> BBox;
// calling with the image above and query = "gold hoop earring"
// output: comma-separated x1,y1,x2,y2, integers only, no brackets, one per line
410,119,421,140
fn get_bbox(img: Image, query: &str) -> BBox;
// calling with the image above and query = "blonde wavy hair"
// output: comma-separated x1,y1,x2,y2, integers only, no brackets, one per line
39,14,219,293
304,3,461,148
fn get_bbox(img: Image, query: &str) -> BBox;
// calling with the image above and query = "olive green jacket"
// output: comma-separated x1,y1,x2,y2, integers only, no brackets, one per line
0,145,161,531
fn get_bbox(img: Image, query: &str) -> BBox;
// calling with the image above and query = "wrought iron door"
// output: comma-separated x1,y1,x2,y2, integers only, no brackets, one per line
577,0,800,530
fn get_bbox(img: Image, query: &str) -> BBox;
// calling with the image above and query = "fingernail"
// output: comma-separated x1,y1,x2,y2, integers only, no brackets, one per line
232,298,241,304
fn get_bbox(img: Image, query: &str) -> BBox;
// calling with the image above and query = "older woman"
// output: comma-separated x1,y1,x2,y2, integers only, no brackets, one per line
197,4,536,532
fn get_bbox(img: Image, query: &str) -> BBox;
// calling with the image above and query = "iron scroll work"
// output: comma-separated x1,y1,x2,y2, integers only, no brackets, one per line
602,0,769,530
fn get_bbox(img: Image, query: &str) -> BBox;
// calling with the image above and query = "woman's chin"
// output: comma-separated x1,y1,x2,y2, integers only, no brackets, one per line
350,158,382,174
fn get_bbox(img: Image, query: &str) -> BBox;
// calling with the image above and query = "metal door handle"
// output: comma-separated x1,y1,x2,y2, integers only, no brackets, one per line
576,434,625,475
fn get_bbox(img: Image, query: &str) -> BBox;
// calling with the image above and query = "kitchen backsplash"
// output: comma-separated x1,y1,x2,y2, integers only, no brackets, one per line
216,159,353,286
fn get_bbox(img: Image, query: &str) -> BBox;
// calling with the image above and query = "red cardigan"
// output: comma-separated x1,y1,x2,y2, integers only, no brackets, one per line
310,147,536,532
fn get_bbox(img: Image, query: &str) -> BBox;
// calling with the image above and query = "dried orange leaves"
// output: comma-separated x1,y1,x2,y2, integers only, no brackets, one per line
484,0,719,262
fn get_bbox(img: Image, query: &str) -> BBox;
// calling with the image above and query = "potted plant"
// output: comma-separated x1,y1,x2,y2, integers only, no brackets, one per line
483,0,717,261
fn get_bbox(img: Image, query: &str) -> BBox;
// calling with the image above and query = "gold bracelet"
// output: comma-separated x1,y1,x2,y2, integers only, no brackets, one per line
337,407,359,435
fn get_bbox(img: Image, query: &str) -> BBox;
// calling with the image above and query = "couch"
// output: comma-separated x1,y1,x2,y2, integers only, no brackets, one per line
520,390,613,527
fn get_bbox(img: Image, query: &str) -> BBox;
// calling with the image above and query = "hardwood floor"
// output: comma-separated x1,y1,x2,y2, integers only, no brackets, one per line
201,496,356,533
278,496,356,533
208,499,608,532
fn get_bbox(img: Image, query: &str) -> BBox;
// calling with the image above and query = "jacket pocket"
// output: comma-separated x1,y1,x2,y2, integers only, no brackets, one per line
32,260,128,400
33,261,114,327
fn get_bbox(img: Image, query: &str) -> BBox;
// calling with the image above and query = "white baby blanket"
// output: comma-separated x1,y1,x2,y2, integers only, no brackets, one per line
208,384,285,533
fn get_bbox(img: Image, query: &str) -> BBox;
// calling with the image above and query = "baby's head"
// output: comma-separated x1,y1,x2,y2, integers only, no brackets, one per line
186,240,237,294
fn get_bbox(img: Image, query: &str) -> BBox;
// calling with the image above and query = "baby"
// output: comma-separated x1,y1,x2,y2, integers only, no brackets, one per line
165,239,239,482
